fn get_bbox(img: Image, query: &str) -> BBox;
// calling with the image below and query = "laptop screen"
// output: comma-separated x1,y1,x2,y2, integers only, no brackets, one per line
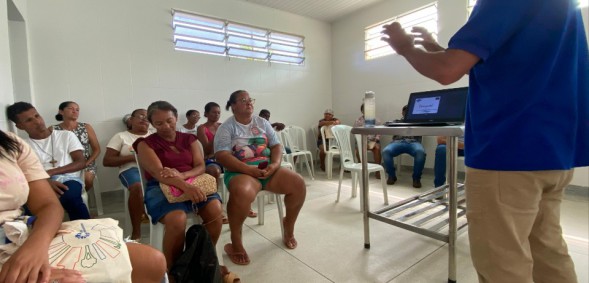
404,87,468,123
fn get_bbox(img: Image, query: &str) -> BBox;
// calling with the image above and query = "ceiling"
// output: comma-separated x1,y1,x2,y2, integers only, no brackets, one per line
238,0,384,23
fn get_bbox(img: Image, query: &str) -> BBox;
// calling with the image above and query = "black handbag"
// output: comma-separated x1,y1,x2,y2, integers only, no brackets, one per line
170,224,222,283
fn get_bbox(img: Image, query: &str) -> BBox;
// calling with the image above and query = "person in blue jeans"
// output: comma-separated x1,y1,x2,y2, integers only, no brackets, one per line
7,102,90,220
433,136,464,188
382,105,426,188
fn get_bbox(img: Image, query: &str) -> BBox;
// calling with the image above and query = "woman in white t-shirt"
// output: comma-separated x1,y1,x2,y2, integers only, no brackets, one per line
103,109,151,240
0,130,166,282
177,109,200,135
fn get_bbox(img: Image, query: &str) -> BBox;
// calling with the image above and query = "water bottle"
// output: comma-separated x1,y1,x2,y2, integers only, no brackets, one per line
364,91,376,127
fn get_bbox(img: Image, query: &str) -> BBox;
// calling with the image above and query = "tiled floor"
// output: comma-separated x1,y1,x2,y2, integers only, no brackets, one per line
94,166,589,283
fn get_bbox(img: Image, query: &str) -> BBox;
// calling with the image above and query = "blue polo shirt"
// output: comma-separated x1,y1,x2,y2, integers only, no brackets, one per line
448,0,589,170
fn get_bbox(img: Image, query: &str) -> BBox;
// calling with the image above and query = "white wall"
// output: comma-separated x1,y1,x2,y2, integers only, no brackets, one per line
331,0,469,170
331,0,589,187
8,20,31,103
0,0,14,132
24,0,332,191
4,0,587,189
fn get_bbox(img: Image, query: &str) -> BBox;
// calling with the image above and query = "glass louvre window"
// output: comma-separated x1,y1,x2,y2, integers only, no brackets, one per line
227,47,269,60
172,9,305,65
175,39,226,55
173,11,226,56
364,3,438,60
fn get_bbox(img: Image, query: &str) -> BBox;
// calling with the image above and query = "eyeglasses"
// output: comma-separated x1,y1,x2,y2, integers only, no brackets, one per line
133,114,148,121
238,98,256,105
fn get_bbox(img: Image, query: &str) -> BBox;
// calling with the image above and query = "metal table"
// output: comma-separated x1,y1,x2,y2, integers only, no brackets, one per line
351,125,467,283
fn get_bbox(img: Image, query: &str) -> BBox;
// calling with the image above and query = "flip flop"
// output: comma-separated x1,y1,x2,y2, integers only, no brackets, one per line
282,218,297,249
220,266,241,283
223,271,241,283
247,209,257,218
283,236,298,249
224,243,250,265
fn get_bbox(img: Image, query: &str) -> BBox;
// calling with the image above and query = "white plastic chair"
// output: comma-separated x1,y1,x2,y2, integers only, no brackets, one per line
196,141,228,202
285,126,315,178
79,170,91,214
320,125,340,179
330,125,389,207
133,152,201,251
122,184,131,235
248,162,289,236
310,124,320,164
280,128,314,179
395,155,410,173
256,189,285,237
89,174,104,215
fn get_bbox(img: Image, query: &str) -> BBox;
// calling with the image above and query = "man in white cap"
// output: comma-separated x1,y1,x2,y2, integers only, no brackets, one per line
317,108,340,171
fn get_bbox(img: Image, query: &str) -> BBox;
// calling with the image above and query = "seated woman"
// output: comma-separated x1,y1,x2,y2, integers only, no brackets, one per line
0,130,166,283
133,101,237,280
52,101,101,191
198,102,256,220
215,90,306,265
197,102,224,180
178,109,200,136
103,109,151,240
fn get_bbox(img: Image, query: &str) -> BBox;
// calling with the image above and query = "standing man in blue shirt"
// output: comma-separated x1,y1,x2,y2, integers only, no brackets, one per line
382,1,588,282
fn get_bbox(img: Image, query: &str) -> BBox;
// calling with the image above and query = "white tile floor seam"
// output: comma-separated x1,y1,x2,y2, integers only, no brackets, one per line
239,216,335,282
94,168,589,283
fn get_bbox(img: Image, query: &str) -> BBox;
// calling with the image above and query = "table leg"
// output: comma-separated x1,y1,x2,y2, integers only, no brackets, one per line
362,134,371,249
447,136,458,282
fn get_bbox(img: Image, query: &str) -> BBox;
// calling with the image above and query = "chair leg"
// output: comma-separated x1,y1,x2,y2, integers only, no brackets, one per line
336,167,345,203
258,195,265,225
217,175,226,204
380,169,389,205
123,187,131,235
151,223,164,251
304,154,314,180
81,189,89,210
307,153,315,179
351,172,357,198
327,154,333,179
91,176,104,216
276,194,285,238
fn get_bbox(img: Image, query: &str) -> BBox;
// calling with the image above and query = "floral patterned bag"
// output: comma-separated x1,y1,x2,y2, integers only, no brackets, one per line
159,174,218,203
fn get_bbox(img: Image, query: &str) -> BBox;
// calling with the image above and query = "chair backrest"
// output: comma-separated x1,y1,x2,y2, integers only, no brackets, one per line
280,128,295,151
330,125,354,166
311,124,319,144
285,125,309,152
354,134,366,163
320,125,339,152
276,131,288,153
132,151,148,194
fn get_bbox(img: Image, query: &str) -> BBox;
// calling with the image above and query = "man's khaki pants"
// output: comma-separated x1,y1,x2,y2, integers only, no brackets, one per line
465,168,577,283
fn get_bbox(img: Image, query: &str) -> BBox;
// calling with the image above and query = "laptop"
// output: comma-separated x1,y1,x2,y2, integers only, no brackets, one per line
384,87,468,127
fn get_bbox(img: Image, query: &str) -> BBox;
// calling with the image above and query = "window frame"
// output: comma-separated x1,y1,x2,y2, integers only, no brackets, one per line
364,2,438,60
172,9,306,65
